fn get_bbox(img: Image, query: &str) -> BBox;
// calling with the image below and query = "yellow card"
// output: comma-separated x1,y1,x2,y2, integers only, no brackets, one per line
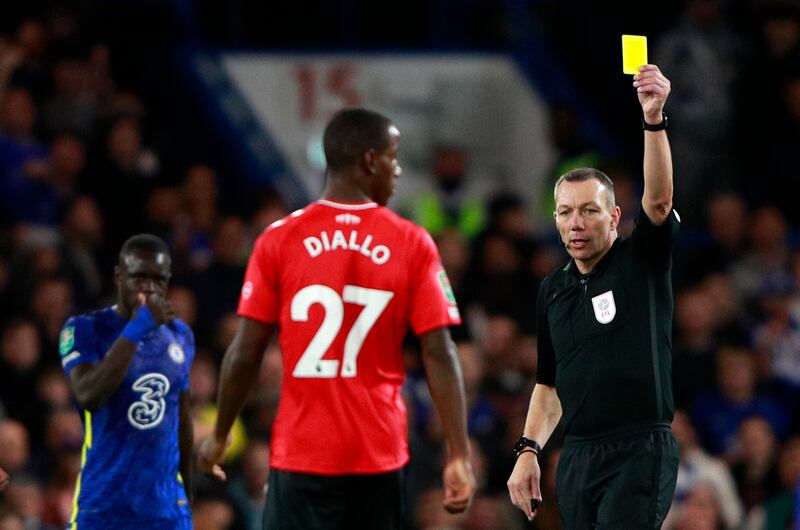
621,35,647,75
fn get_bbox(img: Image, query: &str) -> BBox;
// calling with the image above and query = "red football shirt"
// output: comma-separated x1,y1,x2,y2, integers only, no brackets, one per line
238,199,461,475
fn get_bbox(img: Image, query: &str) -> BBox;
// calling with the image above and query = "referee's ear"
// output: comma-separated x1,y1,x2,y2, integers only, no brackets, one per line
610,205,621,231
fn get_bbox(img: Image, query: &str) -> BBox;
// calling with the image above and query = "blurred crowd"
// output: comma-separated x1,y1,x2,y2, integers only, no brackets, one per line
1,1,800,529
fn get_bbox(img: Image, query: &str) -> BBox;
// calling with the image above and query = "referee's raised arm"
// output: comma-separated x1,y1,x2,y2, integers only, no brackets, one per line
636,64,673,225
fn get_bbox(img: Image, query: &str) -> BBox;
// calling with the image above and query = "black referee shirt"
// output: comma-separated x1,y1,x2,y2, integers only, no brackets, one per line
536,208,680,437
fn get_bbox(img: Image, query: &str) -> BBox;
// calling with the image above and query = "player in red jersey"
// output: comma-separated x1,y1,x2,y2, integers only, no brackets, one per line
198,108,476,529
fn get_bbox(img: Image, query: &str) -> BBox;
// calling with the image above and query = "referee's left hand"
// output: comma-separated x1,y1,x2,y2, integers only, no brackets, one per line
507,452,542,521
442,456,476,514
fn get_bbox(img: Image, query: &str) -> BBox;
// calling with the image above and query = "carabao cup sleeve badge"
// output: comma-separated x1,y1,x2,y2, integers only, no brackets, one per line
60,326,75,356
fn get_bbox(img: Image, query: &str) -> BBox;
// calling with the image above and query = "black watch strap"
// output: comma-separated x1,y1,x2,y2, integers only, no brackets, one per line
514,436,542,459
642,112,668,131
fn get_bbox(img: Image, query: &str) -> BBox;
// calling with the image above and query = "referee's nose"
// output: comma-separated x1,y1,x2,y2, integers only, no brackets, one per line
569,210,585,231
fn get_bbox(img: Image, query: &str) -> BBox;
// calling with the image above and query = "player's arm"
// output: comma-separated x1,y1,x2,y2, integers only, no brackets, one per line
636,64,673,226
419,326,476,514
198,317,275,477
69,294,174,411
507,384,562,521
178,389,193,504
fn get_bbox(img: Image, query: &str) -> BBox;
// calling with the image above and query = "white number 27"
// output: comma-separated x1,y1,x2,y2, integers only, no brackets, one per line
291,284,394,378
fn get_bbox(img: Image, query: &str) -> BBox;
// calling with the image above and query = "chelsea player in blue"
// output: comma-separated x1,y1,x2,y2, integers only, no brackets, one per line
59,234,194,529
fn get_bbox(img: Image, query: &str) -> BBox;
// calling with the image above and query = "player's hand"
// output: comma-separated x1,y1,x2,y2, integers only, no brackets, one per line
442,456,476,514
0,465,9,491
507,452,543,521
634,64,671,123
197,436,228,481
136,292,176,326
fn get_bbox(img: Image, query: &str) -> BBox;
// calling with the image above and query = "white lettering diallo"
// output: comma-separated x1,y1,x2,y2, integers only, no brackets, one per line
302,230,391,265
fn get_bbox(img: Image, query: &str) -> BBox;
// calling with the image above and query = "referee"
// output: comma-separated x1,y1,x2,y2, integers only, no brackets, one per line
507,64,680,529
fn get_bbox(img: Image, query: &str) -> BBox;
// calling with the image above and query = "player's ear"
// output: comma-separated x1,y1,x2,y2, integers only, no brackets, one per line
361,149,378,175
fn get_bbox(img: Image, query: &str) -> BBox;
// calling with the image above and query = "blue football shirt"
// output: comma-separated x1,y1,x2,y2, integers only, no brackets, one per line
59,307,194,528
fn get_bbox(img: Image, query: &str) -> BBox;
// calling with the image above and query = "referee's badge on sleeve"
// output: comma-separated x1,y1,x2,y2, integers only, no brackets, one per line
591,290,616,324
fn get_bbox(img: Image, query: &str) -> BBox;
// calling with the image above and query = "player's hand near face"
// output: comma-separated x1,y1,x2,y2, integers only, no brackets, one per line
197,436,228,481
634,64,671,122
507,452,543,521
442,456,476,514
135,292,176,325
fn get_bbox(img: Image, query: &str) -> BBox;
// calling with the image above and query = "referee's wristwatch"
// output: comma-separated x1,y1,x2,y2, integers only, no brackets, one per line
642,112,668,131
513,436,542,459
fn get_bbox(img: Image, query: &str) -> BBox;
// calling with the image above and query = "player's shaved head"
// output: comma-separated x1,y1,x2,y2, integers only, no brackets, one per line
119,234,170,263
323,108,393,172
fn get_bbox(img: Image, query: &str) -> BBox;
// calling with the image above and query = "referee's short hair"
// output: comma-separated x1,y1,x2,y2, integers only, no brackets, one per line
554,167,616,210
323,108,393,171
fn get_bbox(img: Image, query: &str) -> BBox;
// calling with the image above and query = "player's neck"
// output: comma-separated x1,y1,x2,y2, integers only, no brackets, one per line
322,177,374,204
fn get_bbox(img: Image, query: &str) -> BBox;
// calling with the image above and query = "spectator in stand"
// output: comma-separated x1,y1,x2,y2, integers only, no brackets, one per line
190,216,249,339
0,420,30,476
0,86,49,227
0,510,25,530
249,192,288,238
6,19,50,103
692,346,789,456
90,116,161,250
742,436,800,529
59,196,105,307
729,206,791,313
752,271,800,406
678,191,748,286
0,319,45,439
2,473,58,529
672,286,722,409
169,164,219,275
400,144,486,240
672,480,726,530
730,415,783,514
41,50,99,141
665,410,743,529
29,276,73,352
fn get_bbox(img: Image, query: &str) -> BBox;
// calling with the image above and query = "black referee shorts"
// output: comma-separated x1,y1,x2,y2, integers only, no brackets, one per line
262,467,406,530
556,424,679,529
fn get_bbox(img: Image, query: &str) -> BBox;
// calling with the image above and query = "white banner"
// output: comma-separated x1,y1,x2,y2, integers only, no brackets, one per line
222,53,555,221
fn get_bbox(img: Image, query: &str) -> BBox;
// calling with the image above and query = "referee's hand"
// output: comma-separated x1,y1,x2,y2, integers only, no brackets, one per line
442,456,476,514
197,436,228,481
507,452,543,521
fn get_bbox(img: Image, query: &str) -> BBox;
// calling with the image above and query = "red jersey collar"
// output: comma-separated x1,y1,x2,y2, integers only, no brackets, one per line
316,199,379,210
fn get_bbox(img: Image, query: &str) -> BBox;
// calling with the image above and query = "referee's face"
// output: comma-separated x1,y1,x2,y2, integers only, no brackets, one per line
554,179,620,273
